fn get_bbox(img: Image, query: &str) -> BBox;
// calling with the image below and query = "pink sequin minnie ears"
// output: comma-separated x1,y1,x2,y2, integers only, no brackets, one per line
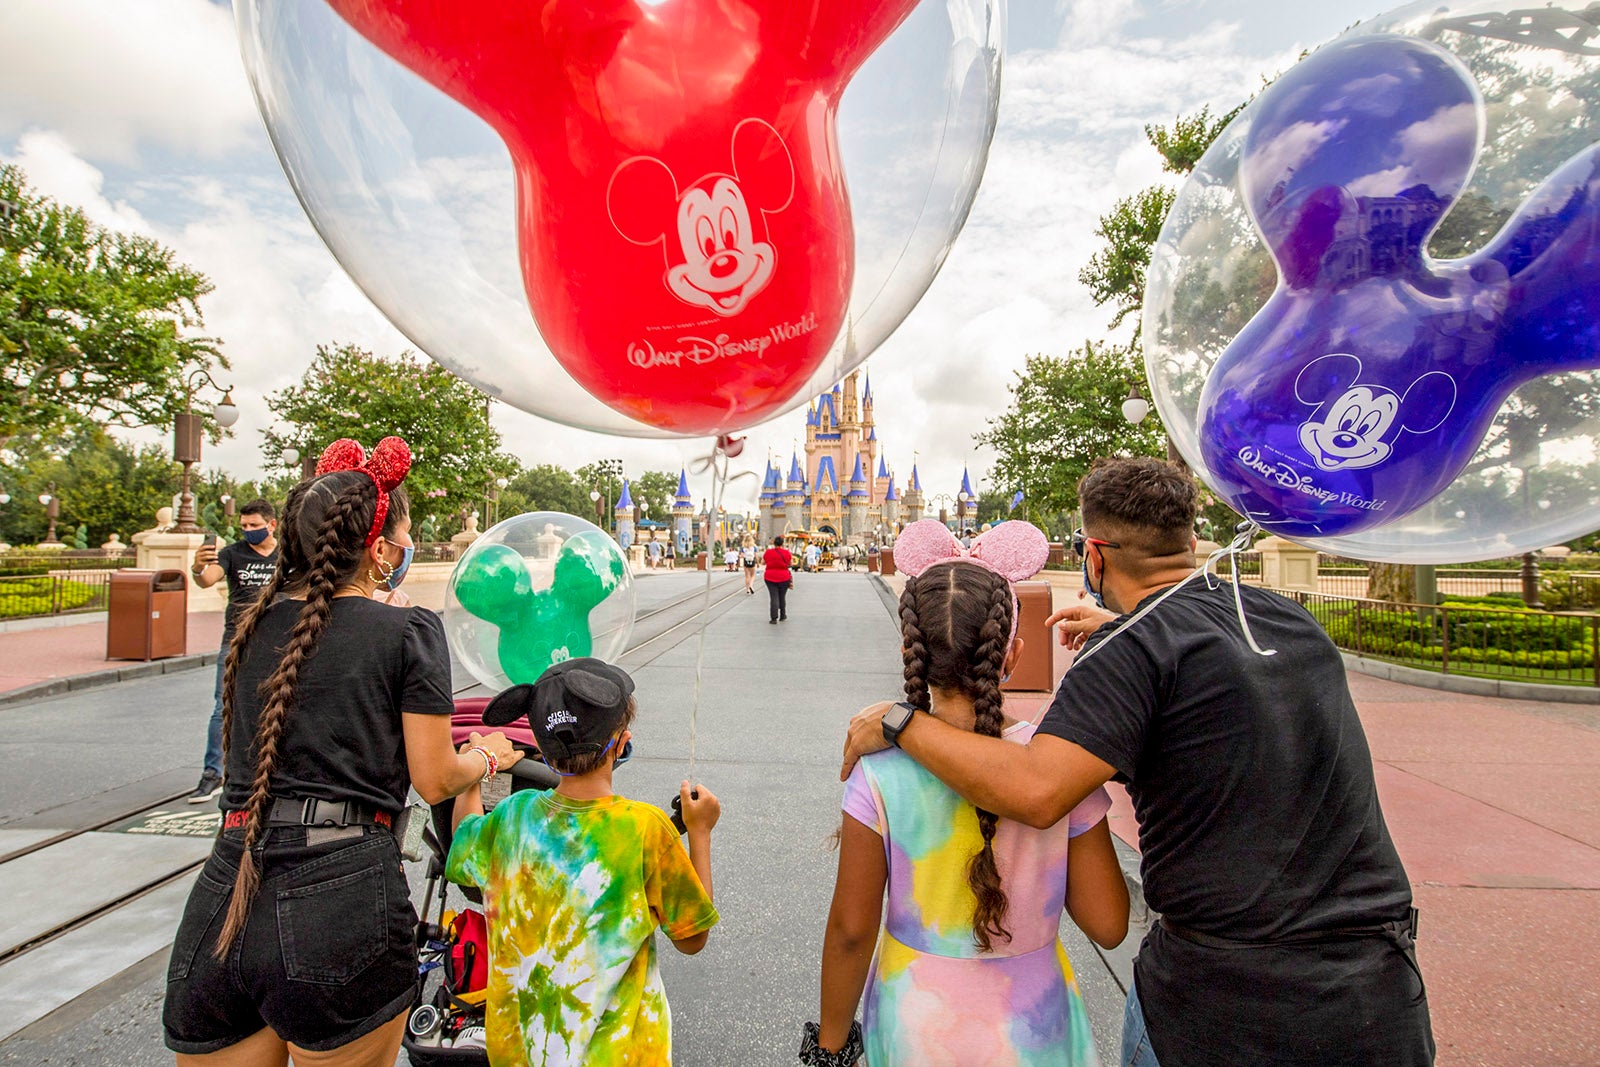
314,437,413,546
893,518,1050,645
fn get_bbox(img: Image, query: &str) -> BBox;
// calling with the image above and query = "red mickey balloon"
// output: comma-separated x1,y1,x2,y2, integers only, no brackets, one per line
323,0,919,435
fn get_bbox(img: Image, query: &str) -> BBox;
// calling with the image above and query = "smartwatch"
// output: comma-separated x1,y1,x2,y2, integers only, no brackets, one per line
881,701,918,747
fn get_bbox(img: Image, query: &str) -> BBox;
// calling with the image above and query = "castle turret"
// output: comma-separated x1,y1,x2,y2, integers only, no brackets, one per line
903,464,925,524
758,463,779,542
884,475,900,532
614,480,635,549
846,453,869,542
672,469,694,552
785,454,806,534
958,467,976,532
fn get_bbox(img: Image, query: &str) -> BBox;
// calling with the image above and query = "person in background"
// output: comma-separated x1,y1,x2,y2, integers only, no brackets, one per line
765,535,793,624
742,536,759,595
187,498,279,804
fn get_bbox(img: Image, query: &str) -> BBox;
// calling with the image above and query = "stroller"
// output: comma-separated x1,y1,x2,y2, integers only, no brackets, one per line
402,697,560,1065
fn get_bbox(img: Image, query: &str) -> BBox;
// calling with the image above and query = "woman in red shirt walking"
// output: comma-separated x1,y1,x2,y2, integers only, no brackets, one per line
763,535,793,624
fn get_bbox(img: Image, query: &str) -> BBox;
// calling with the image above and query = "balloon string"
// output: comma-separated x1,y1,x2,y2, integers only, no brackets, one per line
685,440,756,779
1069,521,1275,672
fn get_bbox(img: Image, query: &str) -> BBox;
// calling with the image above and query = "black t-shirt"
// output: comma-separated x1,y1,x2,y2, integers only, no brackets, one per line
222,598,454,814
1038,582,1425,1065
216,540,279,634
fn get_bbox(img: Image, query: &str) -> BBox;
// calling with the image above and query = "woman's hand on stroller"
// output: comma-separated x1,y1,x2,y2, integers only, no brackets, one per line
460,731,523,774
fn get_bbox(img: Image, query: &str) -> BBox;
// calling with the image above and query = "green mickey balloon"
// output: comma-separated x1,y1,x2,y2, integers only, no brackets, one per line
452,532,628,684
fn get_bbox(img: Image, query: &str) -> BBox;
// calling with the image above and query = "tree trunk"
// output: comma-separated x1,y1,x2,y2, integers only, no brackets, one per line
1366,562,1415,603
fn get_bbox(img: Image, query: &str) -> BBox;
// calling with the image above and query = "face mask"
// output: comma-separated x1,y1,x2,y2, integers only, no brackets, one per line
1082,556,1105,609
386,543,415,590
242,527,270,546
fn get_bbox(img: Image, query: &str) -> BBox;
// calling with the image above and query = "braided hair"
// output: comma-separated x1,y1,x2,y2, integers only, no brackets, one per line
898,563,1015,952
211,470,410,958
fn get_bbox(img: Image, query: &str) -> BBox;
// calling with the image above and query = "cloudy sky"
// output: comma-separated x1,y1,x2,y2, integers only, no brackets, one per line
0,0,1389,513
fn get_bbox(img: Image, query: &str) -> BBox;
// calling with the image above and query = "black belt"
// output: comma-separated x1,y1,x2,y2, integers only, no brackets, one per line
222,797,393,831
1160,908,1425,1001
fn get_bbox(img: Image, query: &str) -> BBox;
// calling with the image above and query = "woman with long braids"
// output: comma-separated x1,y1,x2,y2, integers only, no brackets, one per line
164,438,521,1067
805,520,1129,1066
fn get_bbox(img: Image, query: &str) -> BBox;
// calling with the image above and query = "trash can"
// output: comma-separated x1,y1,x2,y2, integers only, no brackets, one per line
107,569,188,662
696,551,709,572
1000,580,1053,693
880,548,896,577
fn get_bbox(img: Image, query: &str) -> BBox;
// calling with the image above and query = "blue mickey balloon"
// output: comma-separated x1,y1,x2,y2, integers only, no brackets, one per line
1196,33,1600,540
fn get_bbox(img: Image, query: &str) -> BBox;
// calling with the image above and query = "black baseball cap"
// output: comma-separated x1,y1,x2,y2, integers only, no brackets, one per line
482,658,635,763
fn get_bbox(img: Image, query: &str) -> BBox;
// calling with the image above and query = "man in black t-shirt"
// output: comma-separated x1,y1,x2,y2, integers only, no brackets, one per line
842,458,1433,1066
186,498,279,803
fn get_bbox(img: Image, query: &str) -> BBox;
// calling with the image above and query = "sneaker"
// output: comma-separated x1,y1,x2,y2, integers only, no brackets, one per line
187,770,223,804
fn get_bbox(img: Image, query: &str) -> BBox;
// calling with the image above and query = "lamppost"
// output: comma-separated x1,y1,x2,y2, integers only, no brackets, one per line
587,458,623,532
487,476,508,527
956,490,970,532
1122,381,1185,467
39,484,61,546
172,369,240,533
928,492,956,528
0,485,9,545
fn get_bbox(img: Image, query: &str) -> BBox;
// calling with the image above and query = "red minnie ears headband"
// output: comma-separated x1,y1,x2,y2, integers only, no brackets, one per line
893,518,1050,646
314,437,413,546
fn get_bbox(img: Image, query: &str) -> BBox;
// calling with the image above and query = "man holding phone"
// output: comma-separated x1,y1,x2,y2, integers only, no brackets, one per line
186,498,279,802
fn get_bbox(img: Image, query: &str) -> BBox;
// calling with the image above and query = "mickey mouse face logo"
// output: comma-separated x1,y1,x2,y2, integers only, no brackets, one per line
609,119,795,318
1295,355,1456,473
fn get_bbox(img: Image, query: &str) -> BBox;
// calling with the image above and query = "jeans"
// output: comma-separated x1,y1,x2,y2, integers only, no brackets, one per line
766,578,789,621
1122,979,1161,1067
203,652,226,776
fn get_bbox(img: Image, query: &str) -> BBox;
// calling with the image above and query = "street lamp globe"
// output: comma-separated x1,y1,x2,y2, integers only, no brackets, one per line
589,489,601,503
38,492,52,506
213,390,241,428
495,477,509,490
281,447,301,467
1121,391,1151,425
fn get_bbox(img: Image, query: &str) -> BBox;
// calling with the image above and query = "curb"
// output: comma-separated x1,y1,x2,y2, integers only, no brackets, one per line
0,651,218,710
1340,652,1600,705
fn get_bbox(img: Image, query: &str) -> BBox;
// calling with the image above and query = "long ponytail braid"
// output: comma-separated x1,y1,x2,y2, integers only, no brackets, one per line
212,476,374,958
965,575,1014,952
897,564,1016,952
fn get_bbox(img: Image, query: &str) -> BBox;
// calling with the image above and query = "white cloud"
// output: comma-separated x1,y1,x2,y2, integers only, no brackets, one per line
0,0,255,162
8,130,151,235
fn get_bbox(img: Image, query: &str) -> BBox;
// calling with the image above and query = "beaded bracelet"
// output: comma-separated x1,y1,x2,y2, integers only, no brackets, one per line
798,1021,862,1067
468,746,498,782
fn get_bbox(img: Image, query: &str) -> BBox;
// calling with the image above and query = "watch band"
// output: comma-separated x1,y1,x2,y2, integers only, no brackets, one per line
881,701,918,748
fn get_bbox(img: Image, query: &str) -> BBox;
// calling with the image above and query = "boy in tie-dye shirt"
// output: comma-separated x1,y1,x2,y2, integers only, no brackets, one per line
447,659,720,1066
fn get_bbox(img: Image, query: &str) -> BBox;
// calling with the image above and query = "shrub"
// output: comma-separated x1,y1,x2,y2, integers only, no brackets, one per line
0,577,104,619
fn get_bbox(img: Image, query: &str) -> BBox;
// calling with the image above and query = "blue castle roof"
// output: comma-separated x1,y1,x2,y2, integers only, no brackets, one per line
815,456,839,493
788,454,805,485
850,454,866,484
616,480,634,510
886,476,899,501
959,467,974,499
675,469,691,500
909,464,922,492
867,426,877,441
877,456,889,479
816,391,838,427
806,404,819,427
759,463,778,499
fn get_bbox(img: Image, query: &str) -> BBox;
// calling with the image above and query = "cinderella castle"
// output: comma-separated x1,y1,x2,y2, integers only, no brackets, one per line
755,370,930,545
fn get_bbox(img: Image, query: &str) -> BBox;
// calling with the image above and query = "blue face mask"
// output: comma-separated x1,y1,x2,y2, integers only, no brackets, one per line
385,543,414,590
1082,556,1106,609
242,527,271,546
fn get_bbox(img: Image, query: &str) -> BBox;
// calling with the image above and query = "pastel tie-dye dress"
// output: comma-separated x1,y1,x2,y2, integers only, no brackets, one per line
446,791,719,1066
842,720,1111,1066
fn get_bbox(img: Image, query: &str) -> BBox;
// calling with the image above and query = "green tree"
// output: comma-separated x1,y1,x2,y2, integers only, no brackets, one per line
2,430,180,544
262,343,505,528
499,463,591,519
976,344,1166,526
631,470,681,523
0,164,225,452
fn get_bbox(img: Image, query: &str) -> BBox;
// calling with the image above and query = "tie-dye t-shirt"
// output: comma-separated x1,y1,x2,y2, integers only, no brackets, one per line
446,790,719,1066
843,720,1112,1066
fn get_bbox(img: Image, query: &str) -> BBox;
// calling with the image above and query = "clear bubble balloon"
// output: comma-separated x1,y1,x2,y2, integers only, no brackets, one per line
235,0,1002,437
1145,0,1600,563
444,512,635,692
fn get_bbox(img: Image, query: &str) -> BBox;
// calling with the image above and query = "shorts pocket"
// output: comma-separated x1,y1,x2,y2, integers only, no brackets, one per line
167,870,233,982
275,865,386,985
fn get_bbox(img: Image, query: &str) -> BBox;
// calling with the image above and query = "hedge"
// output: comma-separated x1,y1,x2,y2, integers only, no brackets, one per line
0,577,105,619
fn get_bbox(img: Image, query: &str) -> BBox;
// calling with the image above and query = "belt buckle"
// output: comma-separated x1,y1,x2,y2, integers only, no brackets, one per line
299,798,350,827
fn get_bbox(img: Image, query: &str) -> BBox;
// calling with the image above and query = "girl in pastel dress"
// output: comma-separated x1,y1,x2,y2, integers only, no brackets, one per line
811,520,1129,1066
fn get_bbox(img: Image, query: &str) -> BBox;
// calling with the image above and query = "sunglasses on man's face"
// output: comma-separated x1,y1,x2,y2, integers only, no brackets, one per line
1071,528,1121,557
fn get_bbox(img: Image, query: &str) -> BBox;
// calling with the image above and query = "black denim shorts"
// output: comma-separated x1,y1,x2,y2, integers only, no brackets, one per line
162,825,418,1054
